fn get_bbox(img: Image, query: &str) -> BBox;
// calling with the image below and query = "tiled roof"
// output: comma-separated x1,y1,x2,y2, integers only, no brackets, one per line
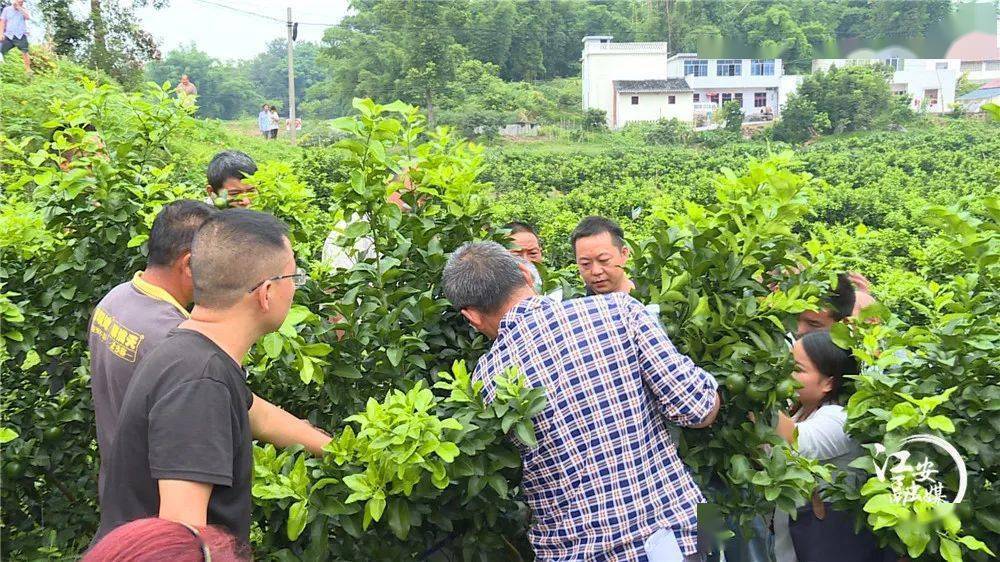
613,79,691,92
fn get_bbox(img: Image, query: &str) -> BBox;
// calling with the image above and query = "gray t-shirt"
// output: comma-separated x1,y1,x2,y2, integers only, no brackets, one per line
88,273,188,499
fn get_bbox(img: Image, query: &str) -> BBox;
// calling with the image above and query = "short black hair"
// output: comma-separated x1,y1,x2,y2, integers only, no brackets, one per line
190,209,290,309
505,221,538,237
147,200,217,267
570,216,625,252
827,274,857,320
799,329,859,403
206,150,258,191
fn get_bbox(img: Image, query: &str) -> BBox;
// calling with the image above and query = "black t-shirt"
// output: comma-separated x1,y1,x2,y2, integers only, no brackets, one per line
94,328,254,544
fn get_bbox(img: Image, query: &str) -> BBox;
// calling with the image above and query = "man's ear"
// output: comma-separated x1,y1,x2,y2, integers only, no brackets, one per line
206,184,215,196
255,282,272,313
460,308,484,332
178,252,193,278
621,245,631,261
517,262,535,289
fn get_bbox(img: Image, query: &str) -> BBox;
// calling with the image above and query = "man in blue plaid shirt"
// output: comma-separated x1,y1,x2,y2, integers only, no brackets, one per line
443,242,720,561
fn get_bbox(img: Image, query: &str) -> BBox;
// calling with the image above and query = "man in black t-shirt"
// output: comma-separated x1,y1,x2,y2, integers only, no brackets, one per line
95,210,309,544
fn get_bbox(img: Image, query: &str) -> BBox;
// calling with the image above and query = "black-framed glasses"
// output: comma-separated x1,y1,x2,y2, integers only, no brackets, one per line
248,267,308,293
178,522,213,562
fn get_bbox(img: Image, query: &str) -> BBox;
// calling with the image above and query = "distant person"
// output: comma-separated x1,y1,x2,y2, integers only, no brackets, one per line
443,242,719,561
269,107,280,139
93,209,326,545
176,74,197,96
294,117,302,131
206,150,257,208
0,0,32,75
285,117,303,132
258,104,271,139
84,518,250,562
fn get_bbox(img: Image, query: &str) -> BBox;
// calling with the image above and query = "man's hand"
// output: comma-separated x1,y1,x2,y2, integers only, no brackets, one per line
689,390,721,429
158,480,212,527
249,394,332,456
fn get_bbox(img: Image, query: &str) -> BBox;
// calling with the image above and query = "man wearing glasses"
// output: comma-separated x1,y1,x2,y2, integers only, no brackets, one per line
93,209,325,546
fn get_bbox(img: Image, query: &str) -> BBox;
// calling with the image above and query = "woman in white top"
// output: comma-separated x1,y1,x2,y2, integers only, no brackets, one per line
772,330,892,562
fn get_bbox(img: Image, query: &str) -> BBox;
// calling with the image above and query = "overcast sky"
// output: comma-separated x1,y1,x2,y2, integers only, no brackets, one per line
136,0,350,61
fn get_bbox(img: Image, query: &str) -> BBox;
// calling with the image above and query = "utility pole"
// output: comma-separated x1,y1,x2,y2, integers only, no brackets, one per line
286,6,297,145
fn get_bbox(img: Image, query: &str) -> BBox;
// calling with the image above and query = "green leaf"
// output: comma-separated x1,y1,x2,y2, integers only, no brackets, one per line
252,483,297,500
514,420,537,448
299,355,315,384
940,538,962,562
287,500,308,541
299,343,333,357
0,427,19,444
387,346,403,367
926,415,956,433
956,535,994,554
20,350,40,370
262,333,283,359
127,234,148,248
828,321,852,349
387,499,411,540
367,496,386,522
435,442,460,463
333,364,363,379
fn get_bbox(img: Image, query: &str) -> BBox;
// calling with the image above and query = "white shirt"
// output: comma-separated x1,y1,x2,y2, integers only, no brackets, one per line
773,404,864,562
321,215,376,271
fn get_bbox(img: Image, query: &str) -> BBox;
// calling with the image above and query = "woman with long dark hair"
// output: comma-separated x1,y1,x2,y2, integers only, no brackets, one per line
772,330,893,562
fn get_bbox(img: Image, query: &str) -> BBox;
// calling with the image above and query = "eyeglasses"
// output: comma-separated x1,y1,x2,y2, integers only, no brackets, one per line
178,522,212,562
248,267,308,293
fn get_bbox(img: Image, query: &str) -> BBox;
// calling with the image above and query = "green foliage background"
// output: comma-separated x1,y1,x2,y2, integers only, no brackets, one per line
1,53,997,561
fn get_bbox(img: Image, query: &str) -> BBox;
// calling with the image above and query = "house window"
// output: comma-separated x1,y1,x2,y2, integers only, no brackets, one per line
684,59,708,77
631,95,639,105
754,92,767,107
734,93,744,106
924,89,939,105
884,57,902,71
717,59,742,76
668,95,676,104
985,60,1000,71
708,93,719,104
935,62,948,70
693,93,700,102
751,59,775,76
721,93,732,102
960,61,981,71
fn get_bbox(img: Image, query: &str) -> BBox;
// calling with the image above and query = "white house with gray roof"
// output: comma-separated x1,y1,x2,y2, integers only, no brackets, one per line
582,36,801,128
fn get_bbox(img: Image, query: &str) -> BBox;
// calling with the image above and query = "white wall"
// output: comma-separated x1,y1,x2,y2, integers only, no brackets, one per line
582,41,670,128
615,92,694,127
892,69,959,113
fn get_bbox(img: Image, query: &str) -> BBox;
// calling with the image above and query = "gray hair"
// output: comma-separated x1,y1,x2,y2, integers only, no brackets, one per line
443,241,529,313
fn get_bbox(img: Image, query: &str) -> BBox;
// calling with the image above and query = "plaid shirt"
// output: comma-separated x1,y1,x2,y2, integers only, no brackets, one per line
474,294,718,560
